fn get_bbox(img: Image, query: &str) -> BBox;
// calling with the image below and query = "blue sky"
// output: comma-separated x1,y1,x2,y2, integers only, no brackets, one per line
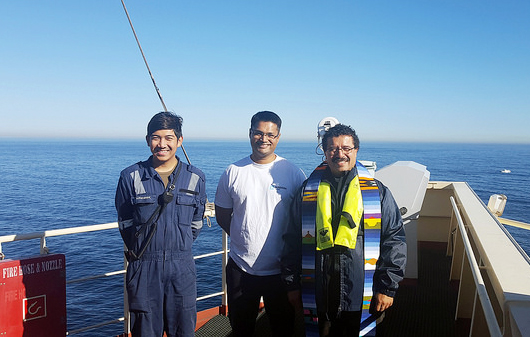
1,1,529,143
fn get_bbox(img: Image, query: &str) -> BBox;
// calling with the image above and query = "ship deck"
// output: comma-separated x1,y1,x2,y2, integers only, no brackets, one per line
380,241,467,337
195,241,467,337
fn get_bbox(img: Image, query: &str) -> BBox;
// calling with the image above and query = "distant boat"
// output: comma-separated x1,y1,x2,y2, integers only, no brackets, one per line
501,169,511,173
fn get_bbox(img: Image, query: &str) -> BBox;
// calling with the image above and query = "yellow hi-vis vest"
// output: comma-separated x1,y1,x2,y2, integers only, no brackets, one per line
316,175,364,250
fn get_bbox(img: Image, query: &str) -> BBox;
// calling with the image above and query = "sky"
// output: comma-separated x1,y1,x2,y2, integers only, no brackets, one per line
1,1,529,143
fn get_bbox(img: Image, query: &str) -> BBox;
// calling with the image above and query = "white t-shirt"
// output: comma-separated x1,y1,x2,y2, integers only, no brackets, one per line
215,155,306,276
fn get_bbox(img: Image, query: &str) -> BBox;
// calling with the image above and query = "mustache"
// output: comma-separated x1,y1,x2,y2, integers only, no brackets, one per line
331,157,349,163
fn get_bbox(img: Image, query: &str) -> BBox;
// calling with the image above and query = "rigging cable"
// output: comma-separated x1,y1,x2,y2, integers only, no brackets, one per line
120,0,215,224
120,0,191,164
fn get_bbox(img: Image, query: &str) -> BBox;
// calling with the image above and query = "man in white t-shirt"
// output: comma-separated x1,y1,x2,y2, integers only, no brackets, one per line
215,111,306,337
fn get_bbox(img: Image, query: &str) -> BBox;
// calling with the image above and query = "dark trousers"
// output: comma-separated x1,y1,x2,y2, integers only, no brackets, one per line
226,258,295,337
318,311,362,337
127,256,197,337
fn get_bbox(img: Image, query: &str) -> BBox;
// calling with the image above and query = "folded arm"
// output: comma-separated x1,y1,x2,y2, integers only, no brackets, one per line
215,205,232,235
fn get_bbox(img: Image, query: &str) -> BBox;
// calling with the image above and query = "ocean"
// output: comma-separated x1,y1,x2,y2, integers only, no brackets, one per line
1,139,529,336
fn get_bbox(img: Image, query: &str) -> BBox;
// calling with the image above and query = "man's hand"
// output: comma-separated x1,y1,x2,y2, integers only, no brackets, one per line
287,290,303,311
370,292,394,313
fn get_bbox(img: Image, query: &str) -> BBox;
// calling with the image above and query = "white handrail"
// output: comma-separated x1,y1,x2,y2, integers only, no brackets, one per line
66,270,126,284
0,222,119,256
196,291,225,301
66,317,125,335
498,217,530,231
450,196,503,337
194,249,227,260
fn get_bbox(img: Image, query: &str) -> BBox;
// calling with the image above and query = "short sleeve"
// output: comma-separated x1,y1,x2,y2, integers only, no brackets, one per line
215,169,233,209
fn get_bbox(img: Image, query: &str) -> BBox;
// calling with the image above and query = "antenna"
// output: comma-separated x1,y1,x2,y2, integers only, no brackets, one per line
120,0,191,164
121,0,167,112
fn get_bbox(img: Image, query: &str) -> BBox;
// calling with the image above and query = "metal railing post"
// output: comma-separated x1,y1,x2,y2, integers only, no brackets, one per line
40,236,48,255
123,243,130,335
222,230,229,307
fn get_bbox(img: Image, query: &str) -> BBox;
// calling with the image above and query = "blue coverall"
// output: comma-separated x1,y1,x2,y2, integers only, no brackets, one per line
115,156,206,337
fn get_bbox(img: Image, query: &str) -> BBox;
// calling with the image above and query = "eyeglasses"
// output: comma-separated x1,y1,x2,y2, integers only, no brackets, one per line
250,129,279,140
326,146,355,155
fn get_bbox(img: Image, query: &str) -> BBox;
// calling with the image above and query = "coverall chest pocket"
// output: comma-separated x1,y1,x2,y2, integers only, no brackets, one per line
131,194,158,226
175,192,198,225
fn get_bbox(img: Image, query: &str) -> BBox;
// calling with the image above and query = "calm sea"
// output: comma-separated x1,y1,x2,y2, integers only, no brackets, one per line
1,140,529,335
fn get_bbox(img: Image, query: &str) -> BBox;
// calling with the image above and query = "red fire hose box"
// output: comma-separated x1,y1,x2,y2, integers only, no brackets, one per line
1,254,66,336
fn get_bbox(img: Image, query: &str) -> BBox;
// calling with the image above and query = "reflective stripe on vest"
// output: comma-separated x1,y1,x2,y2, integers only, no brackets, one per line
187,172,200,192
131,170,146,195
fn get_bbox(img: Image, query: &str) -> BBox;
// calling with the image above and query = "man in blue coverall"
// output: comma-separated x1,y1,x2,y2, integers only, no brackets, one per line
115,111,206,336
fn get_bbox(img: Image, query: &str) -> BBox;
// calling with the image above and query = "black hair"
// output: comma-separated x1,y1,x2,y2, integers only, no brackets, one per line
250,111,282,131
321,124,360,150
147,112,183,138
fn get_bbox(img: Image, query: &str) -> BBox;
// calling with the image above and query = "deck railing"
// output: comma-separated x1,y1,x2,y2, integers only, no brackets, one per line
3,191,529,336
445,182,530,337
0,222,229,336
450,196,502,337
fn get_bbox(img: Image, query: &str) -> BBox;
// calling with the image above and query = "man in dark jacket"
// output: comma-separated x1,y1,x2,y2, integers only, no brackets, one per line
115,112,206,337
281,124,406,336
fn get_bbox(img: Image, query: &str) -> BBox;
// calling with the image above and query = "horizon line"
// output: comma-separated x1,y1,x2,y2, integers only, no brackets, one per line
1,136,529,145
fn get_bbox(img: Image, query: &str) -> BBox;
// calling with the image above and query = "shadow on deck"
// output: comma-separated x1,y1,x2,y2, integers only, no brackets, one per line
379,241,466,337
195,310,274,337
196,241,465,337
